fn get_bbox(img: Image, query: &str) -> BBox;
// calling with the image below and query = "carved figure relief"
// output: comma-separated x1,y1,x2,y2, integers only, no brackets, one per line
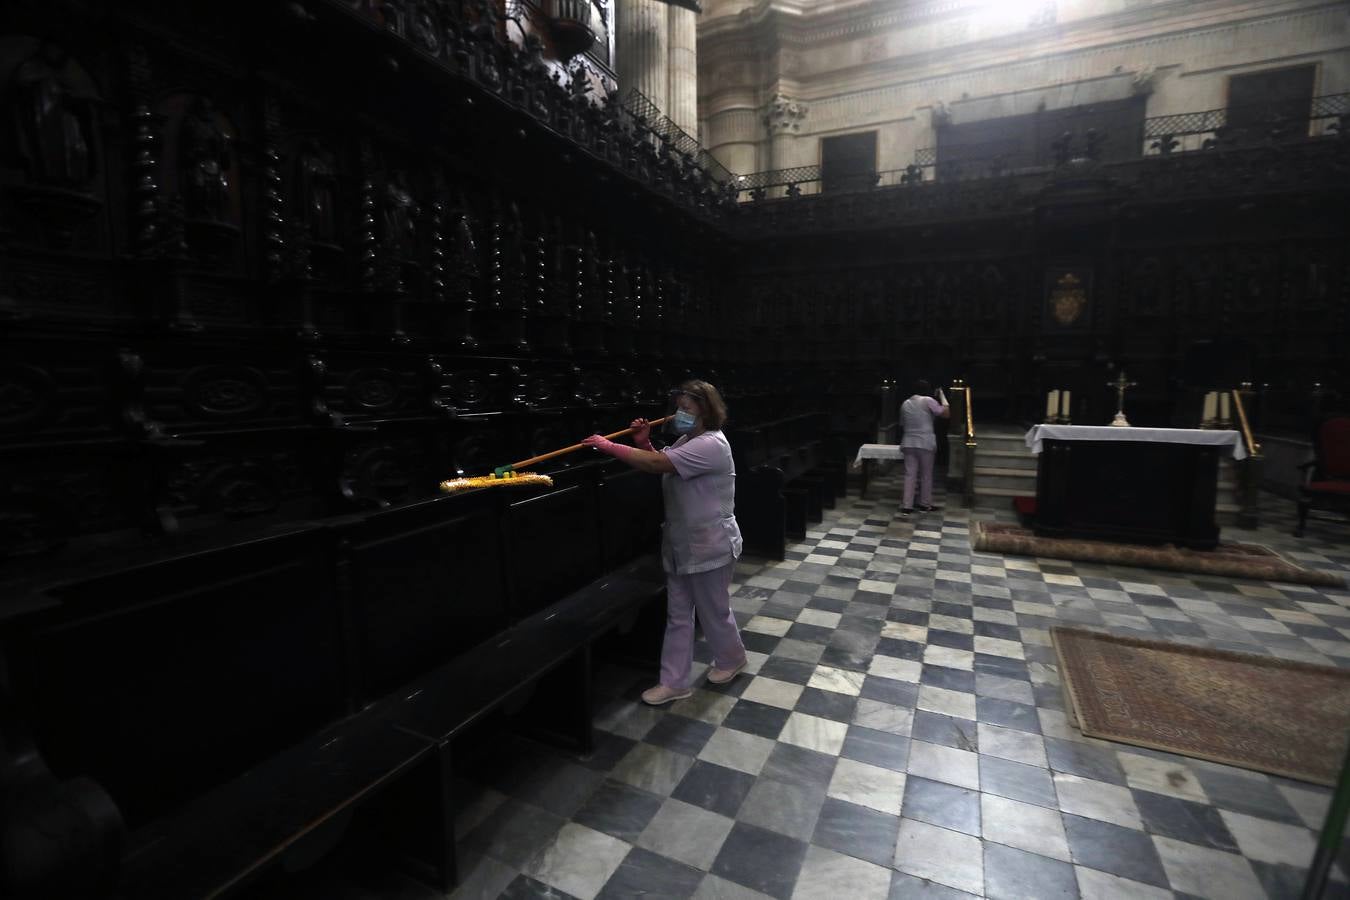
296,142,338,245
10,43,96,185
178,96,234,222
382,171,419,257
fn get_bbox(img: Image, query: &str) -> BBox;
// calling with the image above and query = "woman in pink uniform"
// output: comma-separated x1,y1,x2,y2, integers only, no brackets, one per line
582,380,748,706
899,379,950,515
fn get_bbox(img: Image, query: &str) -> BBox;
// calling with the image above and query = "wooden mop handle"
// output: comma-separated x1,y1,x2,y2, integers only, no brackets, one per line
507,416,672,471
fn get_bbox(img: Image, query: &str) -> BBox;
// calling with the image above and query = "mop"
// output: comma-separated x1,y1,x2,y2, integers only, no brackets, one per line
439,416,670,494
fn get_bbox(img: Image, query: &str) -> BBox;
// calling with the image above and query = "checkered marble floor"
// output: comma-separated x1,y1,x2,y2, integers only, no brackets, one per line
449,475,1350,900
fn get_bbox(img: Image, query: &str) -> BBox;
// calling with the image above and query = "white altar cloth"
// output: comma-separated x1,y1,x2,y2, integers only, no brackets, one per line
852,443,904,469
1023,425,1247,460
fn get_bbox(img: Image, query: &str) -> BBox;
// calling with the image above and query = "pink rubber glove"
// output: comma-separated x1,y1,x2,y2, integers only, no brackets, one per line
583,434,633,460
630,418,654,451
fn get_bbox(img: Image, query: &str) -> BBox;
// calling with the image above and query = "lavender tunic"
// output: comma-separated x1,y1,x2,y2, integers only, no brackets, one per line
660,431,744,575
900,395,945,452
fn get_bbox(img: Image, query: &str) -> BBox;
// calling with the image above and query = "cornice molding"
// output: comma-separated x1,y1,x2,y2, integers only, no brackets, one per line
703,2,1347,117
699,0,1344,55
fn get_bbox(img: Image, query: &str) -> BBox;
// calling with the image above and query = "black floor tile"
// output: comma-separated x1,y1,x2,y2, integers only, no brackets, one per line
576,731,640,773
757,657,817,685
979,756,1059,810
1250,860,1311,900
795,686,858,723
1044,737,1126,785
812,796,902,868
886,608,930,627
672,760,756,818
761,742,837,792
861,675,920,708
818,644,873,671
721,699,793,740
983,842,1080,900
501,874,581,899
911,710,978,753
888,871,982,899
1062,813,1169,888
976,697,1041,733
742,631,783,655
920,664,976,694
902,776,981,836
876,637,925,660
807,595,848,613
927,630,976,651
572,779,664,843
1132,790,1239,852
1191,767,1304,826
841,725,910,773
973,655,1030,680
932,601,974,619
787,622,836,645
597,847,704,900
711,821,810,900
643,714,718,757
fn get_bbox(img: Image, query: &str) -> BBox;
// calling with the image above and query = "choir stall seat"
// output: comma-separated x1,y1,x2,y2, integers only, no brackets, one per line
728,413,843,560
0,462,668,899
1295,415,1350,537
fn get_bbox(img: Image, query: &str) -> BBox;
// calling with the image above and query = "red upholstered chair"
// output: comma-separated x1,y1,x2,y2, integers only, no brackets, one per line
1295,415,1350,537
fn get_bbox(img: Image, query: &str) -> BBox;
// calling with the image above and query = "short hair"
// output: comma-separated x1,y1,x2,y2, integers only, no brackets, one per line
676,379,729,431
912,379,932,397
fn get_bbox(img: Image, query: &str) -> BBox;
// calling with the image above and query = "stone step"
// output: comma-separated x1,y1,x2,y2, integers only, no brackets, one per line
972,432,1028,448
973,486,1030,498
972,449,1039,470
975,475,1038,493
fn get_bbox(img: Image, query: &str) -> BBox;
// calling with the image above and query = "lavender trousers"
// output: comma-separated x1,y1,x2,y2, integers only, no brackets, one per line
660,561,746,689
903,447,936,508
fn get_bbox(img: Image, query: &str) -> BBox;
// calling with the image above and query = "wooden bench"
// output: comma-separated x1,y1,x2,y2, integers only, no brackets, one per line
728,413,844,559
0,460,667,899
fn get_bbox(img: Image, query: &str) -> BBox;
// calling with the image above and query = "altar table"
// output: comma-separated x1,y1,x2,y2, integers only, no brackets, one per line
1023,426,1246,550
852,444,903,499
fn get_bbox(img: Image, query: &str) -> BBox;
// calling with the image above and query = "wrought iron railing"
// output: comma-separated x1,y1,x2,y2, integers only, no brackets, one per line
1141,92,1350,155
622,89,735,184
730,93,1350,200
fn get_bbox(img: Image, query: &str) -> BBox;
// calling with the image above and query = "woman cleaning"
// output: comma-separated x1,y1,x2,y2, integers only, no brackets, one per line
582,380,748,705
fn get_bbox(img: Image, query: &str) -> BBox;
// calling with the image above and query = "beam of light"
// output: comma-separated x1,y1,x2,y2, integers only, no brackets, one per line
970,0,1047,28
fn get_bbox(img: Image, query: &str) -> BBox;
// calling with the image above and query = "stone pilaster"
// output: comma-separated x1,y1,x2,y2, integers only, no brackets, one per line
667,4,698,135
763,92,808,171
615,0,669,113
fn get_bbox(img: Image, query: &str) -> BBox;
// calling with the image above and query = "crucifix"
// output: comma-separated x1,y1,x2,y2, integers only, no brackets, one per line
1108,370,1138,427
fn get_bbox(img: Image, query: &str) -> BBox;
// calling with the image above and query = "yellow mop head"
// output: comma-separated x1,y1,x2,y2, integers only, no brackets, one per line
438,471,554,494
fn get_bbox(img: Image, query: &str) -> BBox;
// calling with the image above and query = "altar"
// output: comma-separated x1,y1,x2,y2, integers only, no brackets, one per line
852,443,904,499
1024,425,1247,550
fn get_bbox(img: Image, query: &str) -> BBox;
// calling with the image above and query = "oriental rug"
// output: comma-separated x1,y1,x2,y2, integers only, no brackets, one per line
971,521,1344,588
1052,627,1350,785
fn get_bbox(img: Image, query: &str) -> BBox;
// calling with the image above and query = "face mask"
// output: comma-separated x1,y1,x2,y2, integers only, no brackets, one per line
673,410,698,434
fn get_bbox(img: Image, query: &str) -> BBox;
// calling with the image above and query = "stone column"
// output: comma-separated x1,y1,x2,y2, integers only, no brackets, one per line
666,4,698,135
763,92,808,172
615,0,669,113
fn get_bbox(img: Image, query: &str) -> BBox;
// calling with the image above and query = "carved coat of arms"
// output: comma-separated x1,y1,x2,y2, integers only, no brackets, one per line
1050,272,1087,325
